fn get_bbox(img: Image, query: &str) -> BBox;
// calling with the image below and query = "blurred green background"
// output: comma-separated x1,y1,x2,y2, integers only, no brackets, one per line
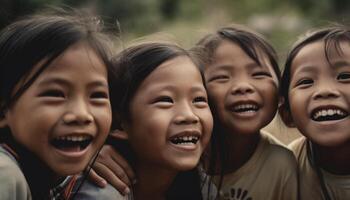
1,0,349,144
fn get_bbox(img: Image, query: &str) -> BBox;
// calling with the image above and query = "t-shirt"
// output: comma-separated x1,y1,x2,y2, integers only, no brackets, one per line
289,137,350,200
213,131,299,200
0,145,31,200
74,168,218,200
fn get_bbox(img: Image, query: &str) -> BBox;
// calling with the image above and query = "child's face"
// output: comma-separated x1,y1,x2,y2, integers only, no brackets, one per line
2,42,112,176
124,56,213,171
288,40,350,146
204,40,279,135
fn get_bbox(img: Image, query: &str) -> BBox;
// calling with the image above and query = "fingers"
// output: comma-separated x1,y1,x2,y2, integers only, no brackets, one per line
108,148,136,183
93,161,131,195
88,169,107,188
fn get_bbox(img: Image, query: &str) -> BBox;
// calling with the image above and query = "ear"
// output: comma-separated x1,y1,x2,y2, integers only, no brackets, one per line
278,102,295,128
0,112,7,128
110,129,128,140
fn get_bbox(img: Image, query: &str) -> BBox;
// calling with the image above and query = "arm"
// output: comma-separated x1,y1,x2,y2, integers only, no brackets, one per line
89,145,136,195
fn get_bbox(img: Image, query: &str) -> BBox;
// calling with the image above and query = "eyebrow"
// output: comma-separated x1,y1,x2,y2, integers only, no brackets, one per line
37,77,108,88
331,60,350,68
293,65,318,75
211,62,261,71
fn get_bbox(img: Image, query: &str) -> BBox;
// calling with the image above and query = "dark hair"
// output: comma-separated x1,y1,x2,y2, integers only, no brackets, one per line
0,8,115,199
195,24,281,82
193,24,280,180
109,42,206,199
280,25,350,112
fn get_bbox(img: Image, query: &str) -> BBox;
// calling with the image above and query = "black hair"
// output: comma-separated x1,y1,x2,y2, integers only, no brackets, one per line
109,42,207,199
193,24,281,190
281,25,350,112
280,25,350,200
0,8,116,199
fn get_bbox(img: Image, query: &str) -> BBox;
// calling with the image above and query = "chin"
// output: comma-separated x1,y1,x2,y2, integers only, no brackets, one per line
172,159,200,171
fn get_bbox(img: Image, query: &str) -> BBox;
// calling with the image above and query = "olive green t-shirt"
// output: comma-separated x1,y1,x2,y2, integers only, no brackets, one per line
0,146,31,200
289,137,350,200
213,131,299,200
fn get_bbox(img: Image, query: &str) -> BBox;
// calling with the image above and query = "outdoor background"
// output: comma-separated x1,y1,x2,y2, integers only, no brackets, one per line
1,0,350,144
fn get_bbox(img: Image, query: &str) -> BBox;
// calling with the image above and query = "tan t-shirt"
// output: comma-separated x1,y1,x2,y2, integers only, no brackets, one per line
0,146,31,200
289,137,350,200
213,131,298,200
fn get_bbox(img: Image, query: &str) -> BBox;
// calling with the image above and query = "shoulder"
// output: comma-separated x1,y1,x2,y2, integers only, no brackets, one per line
0,147,31,199
73,178,126,200
288,136,307,158
259,131,298,169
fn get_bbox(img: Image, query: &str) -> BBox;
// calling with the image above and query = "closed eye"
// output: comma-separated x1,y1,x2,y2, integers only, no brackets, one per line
296,79,313,87
252,71,272,78
153,96,173,104
193,96,208,107
208,75,229,82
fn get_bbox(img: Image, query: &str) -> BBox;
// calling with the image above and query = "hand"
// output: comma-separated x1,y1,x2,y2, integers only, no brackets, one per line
89,145,136,195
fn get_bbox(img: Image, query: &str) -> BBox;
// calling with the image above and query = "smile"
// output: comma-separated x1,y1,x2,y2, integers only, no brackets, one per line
231,103,259,113
311,107,348,122
170,135,200,145
51,135,93,152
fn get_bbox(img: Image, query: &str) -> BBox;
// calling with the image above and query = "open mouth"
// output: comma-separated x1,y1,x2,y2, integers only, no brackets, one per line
51,135,93,152
231,103,259,113
170,135,200,145
311,107,348,122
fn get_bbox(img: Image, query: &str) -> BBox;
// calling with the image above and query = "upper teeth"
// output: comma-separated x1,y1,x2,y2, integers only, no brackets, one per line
172,135,199,144
313,109,345,119
234,104,258,110
56,135,90,142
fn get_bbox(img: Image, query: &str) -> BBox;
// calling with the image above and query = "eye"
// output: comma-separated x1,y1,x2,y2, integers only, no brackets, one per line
39,89,65,98
208,75,229,82
337,72,350,81
252,71,272,78
296,79,314,87
91,91,109,99
193,96,208,107
153,96,173,104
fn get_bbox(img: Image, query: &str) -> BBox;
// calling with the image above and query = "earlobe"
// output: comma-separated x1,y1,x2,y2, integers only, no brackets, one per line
0,117,7,128
110,129,128,140
278,103,295,128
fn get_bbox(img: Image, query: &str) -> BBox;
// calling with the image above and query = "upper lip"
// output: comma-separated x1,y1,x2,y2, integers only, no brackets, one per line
309,104,348,119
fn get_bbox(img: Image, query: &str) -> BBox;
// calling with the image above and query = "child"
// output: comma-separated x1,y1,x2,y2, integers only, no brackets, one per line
0,9,115,199
89,25,299,200
75,42,215,200
279,26,350,200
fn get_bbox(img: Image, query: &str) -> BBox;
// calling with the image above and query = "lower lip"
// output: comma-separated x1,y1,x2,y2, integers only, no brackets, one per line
231,110,258,118
53,144,91,159
169,141,198,151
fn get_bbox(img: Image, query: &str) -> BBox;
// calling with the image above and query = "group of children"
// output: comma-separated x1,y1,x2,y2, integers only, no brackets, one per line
0,6,348,200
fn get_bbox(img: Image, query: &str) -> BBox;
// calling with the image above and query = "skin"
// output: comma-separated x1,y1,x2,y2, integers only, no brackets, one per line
204,40,279,172
118,56,213,199
0,42,112,179
89,40,280,191
288,40,350,174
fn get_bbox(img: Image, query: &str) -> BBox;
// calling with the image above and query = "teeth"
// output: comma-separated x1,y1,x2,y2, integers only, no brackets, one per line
171,135,199,144
57,135,90,142
313,109,345,119
233,104,258,112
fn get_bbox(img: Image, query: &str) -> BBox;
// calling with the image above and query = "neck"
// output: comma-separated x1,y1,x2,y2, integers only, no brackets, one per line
133,163,178,200
219,129,261,173
314,141,350,175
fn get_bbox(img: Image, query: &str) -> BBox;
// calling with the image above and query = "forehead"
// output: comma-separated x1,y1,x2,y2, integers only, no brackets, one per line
138,56,204,90
291,40,350,73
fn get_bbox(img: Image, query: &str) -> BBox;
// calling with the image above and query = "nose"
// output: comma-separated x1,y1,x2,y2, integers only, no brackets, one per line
63,98,93,125
231,81,255,95
312,82,340,100
174,102,199,125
